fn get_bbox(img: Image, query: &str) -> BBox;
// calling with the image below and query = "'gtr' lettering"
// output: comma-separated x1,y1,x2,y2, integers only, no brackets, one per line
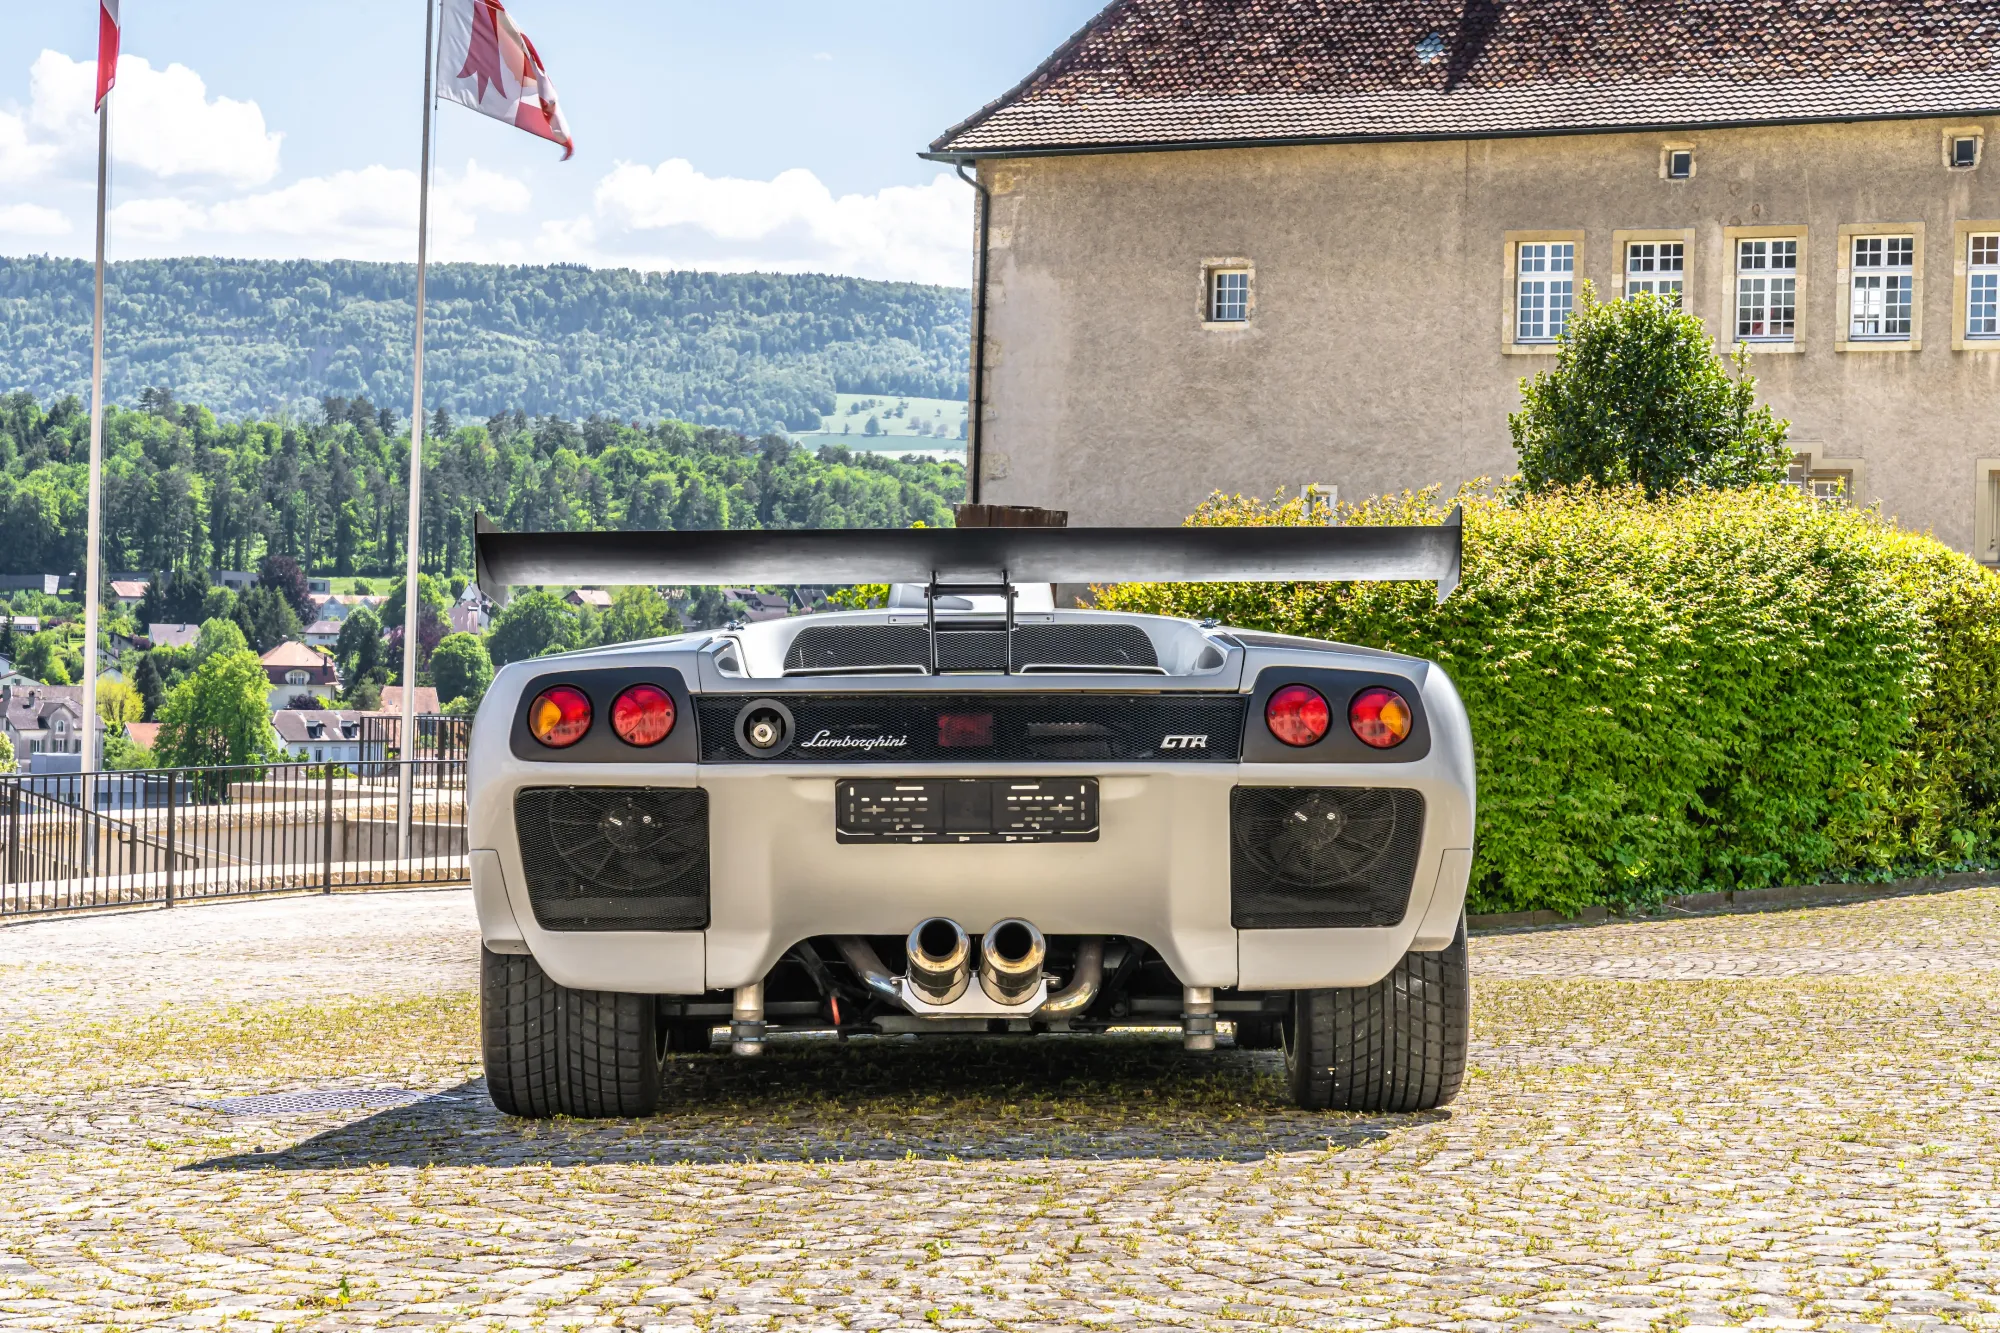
1161,735,1209,749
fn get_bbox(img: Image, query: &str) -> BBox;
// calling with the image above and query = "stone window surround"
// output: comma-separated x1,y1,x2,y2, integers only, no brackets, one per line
1502,230,1583,355
1951,220,2000,351
1978,457,2000,566
1613,227,1696,305
1836,222,1924,353
1945,126,1984,171
1660,141,1696,180
1199,258,1255,329
1790,442,1868,506
1724,224,1808,354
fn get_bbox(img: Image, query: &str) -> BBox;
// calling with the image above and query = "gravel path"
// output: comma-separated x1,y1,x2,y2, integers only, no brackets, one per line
0,885,1994,1331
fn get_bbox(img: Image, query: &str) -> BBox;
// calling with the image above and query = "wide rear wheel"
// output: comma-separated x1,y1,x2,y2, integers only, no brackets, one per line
481,947,665,1118
1283,920,1468,1111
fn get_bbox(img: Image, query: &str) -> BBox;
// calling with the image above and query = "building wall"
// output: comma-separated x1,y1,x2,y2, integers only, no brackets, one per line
974,117,2000,557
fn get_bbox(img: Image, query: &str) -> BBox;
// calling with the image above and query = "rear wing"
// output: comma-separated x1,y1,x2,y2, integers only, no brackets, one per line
473,509,1463,605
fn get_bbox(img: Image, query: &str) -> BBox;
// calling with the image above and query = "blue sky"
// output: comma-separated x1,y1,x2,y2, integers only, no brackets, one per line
0,1,1104,284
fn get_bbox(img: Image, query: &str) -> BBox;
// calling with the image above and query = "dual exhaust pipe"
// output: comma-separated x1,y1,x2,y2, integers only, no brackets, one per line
907,916,1047,1008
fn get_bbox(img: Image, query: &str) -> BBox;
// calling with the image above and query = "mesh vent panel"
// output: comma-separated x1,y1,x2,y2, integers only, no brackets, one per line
1231,787,1425,929
698,694,1246,763
515,788,709,932
783,623,1160,674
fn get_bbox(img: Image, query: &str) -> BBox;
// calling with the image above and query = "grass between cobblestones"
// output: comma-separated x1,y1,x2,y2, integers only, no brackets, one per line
0,888,1993,1331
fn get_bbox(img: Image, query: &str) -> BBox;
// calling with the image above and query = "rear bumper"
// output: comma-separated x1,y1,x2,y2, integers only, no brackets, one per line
469,757,1472,995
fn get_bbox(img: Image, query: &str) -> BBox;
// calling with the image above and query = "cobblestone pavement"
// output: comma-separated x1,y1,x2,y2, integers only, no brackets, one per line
0,886,1994,1331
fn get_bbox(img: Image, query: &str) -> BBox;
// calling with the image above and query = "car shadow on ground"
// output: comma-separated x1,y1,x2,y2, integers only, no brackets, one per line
188,1033,1434,1169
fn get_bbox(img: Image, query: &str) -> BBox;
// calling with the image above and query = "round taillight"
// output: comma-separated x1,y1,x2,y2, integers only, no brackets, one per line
527,685,592,748
1265,684,1331,748
1349,687,1414,749
611,683,676,747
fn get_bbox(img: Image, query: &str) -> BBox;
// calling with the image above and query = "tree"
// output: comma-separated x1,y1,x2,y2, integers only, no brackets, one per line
256,553,316,624
431,632,494,708
96,677,144,728
486,591,582,666
233,585,301,654
0,733,12,773
864,414,881,436
0,613,16,661
381,572,451,629
335,606,385,695
155,648,279,770
600,585,678,645
1510,285,1792,496
381,573,450,674
200,586,235,621
133,650,168,720
18,632,70,685
192,617,249,667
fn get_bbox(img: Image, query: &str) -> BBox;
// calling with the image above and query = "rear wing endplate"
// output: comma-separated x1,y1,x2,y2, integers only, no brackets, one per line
473,509,1463,605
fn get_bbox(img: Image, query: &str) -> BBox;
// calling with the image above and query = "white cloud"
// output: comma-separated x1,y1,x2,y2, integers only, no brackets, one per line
16,49,282,185
580,160,973,285
0,203,71,237
105,159,529,260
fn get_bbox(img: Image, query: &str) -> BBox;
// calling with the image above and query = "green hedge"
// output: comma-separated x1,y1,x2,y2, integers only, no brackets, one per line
1100,485,2000,915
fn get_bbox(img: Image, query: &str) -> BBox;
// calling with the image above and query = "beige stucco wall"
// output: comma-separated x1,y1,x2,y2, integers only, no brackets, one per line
974,118,2000,557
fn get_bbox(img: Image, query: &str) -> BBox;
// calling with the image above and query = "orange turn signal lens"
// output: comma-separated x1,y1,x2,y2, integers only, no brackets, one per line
528,685,592,748
611,684,676,747
1265,684,1332,748
1349,687,1413,749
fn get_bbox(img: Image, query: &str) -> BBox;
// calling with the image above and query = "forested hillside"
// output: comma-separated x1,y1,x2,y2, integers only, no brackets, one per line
0,257,970,435
0,391,964,577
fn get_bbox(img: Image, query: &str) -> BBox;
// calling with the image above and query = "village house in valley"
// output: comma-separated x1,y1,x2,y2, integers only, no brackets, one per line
926,0,2000,561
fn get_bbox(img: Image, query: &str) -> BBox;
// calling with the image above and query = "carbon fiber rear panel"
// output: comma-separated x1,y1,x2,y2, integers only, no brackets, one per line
784,623,1160,674
697,693,1247,763
1231,787,1426,928
514,788,710,931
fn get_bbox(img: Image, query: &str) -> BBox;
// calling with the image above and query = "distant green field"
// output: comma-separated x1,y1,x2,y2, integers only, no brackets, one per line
791,393,967,450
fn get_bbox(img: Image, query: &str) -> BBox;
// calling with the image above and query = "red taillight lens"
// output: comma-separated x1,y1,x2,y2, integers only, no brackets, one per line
610,683,676,747
527,685,592,748
1265,684,1331,748
1349,687,1413,749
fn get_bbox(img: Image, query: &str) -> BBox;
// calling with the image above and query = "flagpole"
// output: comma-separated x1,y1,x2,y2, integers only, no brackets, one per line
81,82,111,807
398,0,437,863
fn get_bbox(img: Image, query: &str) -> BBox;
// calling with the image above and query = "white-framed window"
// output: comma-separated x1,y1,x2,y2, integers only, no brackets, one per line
286,670,310,686
1209,269,1249,322
1666,150,1693,179
1736,239,1798,340
1850,235,1915,339
1626,242,1684,299
1968,234,2000,338
1516,242,1574,341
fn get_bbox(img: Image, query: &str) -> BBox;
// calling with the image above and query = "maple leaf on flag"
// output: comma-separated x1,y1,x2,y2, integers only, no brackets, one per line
436,0,574,159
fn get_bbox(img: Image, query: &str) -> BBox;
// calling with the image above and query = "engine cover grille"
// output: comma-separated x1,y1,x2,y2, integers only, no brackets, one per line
784,623,1161,674
697,693,1247,763
1230,787,1426,929
514,788,709,932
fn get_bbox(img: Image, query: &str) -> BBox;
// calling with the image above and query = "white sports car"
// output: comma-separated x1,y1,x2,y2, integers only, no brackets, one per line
467,517,1475,1117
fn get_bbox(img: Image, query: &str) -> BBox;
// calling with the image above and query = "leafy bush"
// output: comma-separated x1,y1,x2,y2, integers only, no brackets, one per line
1512,286,1791,496
1099,485,2000,914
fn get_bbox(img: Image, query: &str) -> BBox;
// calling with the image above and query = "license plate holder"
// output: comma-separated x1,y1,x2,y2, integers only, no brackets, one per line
836,778,1099,844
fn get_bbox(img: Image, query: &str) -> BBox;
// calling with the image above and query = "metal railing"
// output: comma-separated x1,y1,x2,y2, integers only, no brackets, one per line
0,758,466,919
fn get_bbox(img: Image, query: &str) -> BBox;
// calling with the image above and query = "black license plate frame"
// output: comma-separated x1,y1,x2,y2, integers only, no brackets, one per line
835,778,1100,844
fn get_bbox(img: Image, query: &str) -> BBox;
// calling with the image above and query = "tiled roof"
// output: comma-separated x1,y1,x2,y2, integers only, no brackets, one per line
272,710,363,743
148,623,200,649
377,686,441,715
260,641,328,669
930,0,2000,156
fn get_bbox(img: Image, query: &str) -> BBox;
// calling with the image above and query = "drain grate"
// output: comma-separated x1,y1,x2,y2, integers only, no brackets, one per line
181,1089,426,1115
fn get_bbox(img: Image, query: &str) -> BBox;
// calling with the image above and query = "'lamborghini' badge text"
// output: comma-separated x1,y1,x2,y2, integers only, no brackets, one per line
800,730,909,751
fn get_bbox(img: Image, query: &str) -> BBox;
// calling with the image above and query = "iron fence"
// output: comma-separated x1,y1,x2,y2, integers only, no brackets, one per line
0,758,467,918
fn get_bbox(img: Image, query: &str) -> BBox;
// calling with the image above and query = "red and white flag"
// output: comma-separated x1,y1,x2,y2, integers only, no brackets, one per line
436,0,574,159
95,0,120,109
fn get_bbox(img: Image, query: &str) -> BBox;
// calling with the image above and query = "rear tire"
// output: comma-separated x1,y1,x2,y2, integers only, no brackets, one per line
1283,920,1468,1111
481,947,665,1119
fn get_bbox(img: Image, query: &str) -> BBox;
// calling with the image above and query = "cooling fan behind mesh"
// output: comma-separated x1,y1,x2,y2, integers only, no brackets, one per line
1229,786,1426,929
515,788,710,931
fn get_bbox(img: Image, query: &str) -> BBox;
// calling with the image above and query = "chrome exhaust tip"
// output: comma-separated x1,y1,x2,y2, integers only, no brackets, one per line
978,918,1048,1007
905,917,972,1004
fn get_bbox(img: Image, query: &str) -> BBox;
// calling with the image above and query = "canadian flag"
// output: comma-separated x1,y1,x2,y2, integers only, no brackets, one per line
436,0,573,159
95,0,120,110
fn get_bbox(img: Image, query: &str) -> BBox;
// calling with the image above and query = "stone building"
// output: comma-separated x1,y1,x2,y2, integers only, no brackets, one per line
925,0,2000,562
